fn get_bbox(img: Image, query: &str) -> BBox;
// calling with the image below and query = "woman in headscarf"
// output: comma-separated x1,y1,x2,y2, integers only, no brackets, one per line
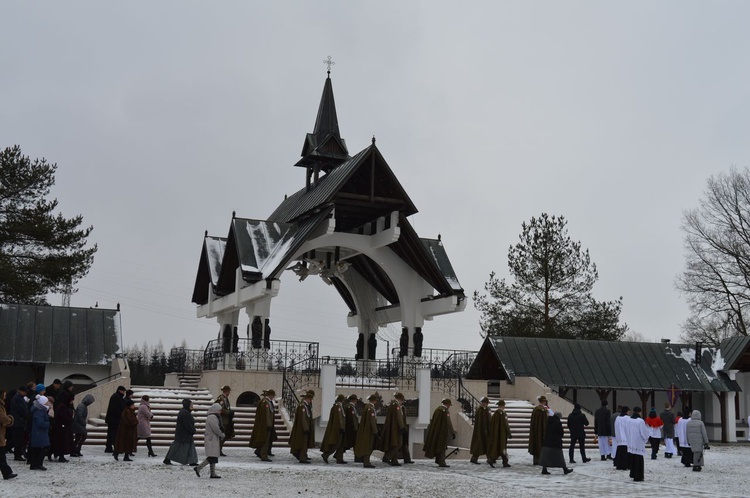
539,412,573,475
194,403,225,478
163,398,198,466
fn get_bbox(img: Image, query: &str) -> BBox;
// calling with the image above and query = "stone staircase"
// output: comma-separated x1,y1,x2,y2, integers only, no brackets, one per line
486,397,598,450
85,386,290,448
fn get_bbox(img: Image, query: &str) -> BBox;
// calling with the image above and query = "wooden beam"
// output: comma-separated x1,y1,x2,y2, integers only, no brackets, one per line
335,192,405,205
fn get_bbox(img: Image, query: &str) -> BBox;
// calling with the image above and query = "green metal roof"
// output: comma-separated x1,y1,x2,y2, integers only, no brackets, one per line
474,336,737,393
0,304,120,365
720,336,750,371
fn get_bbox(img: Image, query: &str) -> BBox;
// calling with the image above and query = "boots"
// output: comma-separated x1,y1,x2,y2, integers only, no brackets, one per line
209,462,221,478
581,449,590,463
541,467,551,475
146,439,157,457
123,454,132,462
564,467,574,475
470,456,479,464
195,459,208,477
569,449,576,464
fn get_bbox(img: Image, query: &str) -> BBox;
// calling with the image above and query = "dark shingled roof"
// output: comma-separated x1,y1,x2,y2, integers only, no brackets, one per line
470,336,737,393
0,304,120,365
720,336,750,371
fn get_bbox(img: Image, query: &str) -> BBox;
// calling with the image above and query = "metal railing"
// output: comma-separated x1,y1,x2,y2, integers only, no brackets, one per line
389,348,477,378
282,355,321,422
168,348,204,374
203,338,319,372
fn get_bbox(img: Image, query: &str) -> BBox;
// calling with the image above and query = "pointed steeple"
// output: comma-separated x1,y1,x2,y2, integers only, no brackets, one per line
296,65,350,187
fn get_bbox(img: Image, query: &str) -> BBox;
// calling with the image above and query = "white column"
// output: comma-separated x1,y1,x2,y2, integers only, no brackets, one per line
416,368,431,427
320,363,336,426
726,369,739,443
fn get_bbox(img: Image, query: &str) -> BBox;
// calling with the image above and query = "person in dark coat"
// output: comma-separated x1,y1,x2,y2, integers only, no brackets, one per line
470,397,491,464
660,402,676,458
379,392,406,466
343,394,360,458
113,399,138,461
320,394,346,464
487,399,512,468
423,398,456,468
50,392,74,462
566,403,590,463
594,400,612,461
29,396,51,471
540,412,573,475
71,394,94,457
249,390,275,461
0,389,17,480
528,395,549,465
8,386,29,462
45,380,62,402
354,394,379,468
164,398,198,466
105,386,127,453
289,392,314,463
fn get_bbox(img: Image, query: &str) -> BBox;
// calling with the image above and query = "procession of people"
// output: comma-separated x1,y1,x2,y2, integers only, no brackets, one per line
0,383,718,482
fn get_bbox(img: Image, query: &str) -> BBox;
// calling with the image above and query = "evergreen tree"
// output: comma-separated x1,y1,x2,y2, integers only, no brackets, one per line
0,145,97,304
474,213,627,340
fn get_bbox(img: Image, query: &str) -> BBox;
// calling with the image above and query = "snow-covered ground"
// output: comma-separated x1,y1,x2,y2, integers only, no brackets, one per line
3,444,748,497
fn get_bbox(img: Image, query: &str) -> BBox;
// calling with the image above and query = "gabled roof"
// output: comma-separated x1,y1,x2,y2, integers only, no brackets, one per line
0,304,120,365
469,336,738,393
271,144,418,225
720,336,750,371
191,236,226,305
198,207,334,303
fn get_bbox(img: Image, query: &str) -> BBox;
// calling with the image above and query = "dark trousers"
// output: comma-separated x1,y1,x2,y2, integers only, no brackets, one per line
614,445,630,470
106,423,118,450
28,446,48,469
569,436,586,461
648,437,660,457
680,446,693,466
629,454,644,481
9,428,25,459
0,446,13,477
73,433,86,455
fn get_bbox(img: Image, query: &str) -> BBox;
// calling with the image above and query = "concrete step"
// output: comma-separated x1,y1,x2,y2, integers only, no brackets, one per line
86,385,289,448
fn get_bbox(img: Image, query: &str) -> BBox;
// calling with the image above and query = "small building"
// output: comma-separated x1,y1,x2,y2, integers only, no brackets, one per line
468,336,750,442
0,303,124,391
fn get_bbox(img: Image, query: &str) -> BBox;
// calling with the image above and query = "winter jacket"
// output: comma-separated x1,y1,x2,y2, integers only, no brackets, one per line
9,392,29,428
203,403,225,458
114,407,138,453
51,394,74,456
73,394,95,435
137,400,153,438
566,408,589,439
686,410,709,452
542,415,564,449
0,398,13,446
30,401,51,448
594,406,612,437
173,399,196,443
660,409,676,438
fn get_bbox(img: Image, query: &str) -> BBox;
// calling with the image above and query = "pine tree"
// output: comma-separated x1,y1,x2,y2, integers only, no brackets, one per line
474,213,627,340
0,145,97,304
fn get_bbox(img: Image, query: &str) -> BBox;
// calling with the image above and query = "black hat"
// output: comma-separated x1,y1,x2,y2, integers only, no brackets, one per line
17,385,27,392
633,406,642,413
117,386,126,392
574,403,581,410
601,400,608,406
53,379,62,385
124,398,135,407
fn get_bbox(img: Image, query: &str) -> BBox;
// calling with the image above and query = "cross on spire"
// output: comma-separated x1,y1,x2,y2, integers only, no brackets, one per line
323,55,335,74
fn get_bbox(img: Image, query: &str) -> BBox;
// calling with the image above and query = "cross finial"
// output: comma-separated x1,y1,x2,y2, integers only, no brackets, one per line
323,55,335,75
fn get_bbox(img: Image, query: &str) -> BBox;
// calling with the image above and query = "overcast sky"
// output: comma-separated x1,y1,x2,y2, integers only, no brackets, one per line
2,1,749,357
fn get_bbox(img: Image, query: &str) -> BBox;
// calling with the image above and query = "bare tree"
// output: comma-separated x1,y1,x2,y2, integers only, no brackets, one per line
677,168,750,345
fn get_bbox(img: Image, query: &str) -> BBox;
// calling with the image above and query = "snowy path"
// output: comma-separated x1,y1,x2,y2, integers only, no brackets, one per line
2,445,747,497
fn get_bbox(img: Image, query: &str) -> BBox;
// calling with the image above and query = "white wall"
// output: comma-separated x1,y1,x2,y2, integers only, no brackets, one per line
44,364,109,385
